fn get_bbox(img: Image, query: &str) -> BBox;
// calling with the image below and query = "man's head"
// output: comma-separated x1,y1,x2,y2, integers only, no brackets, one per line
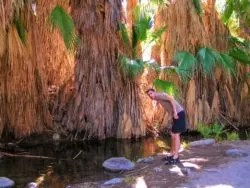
146,88,156,99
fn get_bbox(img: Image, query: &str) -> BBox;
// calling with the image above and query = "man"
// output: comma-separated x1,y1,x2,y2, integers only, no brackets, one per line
146,88,186,165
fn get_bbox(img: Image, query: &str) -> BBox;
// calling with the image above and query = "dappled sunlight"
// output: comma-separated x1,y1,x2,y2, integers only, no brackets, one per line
182,162,201,170
181,157,209,163
135,176,148,188
169,166,185,176
203,185,234,188
156,140,170,150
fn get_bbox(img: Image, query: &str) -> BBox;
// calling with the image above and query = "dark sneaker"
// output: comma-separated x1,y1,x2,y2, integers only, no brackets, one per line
165,157,180,165
162,155,173,161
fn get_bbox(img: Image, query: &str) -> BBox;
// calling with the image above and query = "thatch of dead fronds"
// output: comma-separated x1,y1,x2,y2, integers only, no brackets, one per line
148,0,249,129
0,0,53,138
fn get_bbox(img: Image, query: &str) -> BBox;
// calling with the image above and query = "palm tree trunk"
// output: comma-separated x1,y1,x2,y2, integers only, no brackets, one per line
59,0,145,140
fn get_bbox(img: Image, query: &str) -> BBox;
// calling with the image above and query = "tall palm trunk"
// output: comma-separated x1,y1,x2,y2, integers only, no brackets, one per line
59,0,145,139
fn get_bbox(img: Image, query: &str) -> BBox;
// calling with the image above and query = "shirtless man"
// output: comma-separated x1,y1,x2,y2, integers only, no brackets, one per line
146,88,186,164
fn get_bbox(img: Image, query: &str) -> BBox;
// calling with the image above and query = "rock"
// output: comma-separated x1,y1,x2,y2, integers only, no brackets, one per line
136,158,143,163
52,133,60,141
103,178,124,186
137,157,154,164
225,149,249,157
181,167,191,176
153,167,162,173
26,182,38,188
103,157,135,172
0,177,15,188
189,139,216,147
143,157,154,163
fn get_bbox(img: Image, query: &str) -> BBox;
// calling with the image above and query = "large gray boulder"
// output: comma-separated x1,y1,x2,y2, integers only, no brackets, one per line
103,157,135,172
0,177,15,188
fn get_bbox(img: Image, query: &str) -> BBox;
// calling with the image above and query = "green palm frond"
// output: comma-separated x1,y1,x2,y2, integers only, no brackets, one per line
14,17,26,43
221,0,235,23
174,51,196,81
153,79,179,96
229,47,250,65
120,55,144,78
197,48,220,76
49,5,78,50
119,22,130,45
193,0,202,16
218,53,236,76
143,60,161,72
229,36,250,49
147,25,167,44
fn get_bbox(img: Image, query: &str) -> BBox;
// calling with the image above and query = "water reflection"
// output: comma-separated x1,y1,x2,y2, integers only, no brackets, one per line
0,136,170,188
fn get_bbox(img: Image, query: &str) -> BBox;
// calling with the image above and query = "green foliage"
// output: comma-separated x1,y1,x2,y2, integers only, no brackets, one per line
226,132,239,141
119,55,144,78
119,22,130,45
221,0,250,26
153,79,179,96
49,5,78,50
193,0,202,16
196,123,226,141
229,47,250,65
197,48,220,75
119,1,167,78
210,123,226,141
222,0,235,24
14,17,26,43
174,51,196,81
196,124,212,139
174,48,237,81
218,53,236,76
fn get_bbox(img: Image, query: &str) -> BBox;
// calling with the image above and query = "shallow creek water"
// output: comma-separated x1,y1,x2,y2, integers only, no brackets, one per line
0,136,172,187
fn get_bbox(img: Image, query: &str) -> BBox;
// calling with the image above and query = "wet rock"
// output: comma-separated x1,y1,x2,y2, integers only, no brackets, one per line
0,177,15,188
103,178,124,186
189,139,216,147
137,157,154,164
52,133,60,141
103,157,135,172
26,182,38,188
181,167,191,176
225,149,249,157
153,167,162,173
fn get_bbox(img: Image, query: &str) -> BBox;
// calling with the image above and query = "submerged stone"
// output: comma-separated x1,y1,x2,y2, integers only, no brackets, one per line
103,157,135,172
0,177,15,188
225,149,249,157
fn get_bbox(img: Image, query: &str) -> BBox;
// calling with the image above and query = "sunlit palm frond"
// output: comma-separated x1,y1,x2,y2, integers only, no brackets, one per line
119,22,130,45
153,79,179,97
49,5,78,50
218,53,236,76
229,47,250,65
14,17,26,44
174,51,196,81
221,0,235,23
197,48,220,76
119,55,144,78
193,0,202,16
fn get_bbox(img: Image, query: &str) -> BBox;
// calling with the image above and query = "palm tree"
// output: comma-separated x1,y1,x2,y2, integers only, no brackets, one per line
58,0,145,140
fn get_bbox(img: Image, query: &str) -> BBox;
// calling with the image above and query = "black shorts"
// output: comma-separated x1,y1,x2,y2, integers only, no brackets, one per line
172,111,186,133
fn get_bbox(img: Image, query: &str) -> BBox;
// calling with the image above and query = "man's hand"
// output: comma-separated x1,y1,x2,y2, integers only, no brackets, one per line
173,113,179,119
